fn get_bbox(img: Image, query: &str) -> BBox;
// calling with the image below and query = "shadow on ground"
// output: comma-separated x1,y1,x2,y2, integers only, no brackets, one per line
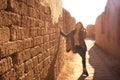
88,44,120,80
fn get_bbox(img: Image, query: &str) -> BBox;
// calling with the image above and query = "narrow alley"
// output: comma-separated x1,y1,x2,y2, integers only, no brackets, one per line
0,0,120,80
57,39,120,80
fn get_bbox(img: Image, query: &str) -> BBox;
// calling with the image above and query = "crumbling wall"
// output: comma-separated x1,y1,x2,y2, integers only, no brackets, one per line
95,0,120,57
86,25,95,39
0,0,75,80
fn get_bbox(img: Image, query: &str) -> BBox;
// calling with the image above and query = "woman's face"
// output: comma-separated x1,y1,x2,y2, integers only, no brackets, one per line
75,23,82,30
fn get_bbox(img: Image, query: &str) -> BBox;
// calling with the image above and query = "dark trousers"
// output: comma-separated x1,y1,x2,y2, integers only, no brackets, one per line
75,45,86,68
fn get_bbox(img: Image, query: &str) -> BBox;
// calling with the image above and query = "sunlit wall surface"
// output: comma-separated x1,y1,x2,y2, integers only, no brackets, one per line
95,0,120,57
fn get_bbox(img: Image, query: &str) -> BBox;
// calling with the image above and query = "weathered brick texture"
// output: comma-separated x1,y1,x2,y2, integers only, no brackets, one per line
0,0,75,80
95,0,120,57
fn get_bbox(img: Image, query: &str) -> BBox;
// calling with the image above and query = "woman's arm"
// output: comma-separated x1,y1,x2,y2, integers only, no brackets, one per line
60,31,67,37
60,30,73,37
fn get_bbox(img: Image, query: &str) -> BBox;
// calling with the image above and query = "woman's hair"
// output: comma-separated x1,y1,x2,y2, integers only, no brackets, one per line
76,22,84,28
74,22,85,30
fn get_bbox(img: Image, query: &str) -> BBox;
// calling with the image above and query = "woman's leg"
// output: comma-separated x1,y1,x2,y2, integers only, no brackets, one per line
77,47,88,76
78,48,86,68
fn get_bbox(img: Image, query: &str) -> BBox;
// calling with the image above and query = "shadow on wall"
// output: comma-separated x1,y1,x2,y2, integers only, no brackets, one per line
88,44,120,80
45,31,61,80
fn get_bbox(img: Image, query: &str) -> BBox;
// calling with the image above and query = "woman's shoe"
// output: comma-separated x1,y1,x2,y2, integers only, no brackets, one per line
82,68,89,76
82,71,89,76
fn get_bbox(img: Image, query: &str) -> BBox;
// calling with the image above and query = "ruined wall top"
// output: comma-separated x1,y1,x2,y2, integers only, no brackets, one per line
41,0,62,24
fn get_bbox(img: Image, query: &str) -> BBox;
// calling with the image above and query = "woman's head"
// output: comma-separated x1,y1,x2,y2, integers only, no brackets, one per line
75,22,84,30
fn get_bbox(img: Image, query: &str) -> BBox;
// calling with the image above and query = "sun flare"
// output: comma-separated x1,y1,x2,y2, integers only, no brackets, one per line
62,0,107,27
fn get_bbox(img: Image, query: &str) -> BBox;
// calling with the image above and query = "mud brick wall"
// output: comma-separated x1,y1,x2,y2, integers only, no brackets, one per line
86,25,95,39
0,0,75,80
95,0,120,58
0,0,64,80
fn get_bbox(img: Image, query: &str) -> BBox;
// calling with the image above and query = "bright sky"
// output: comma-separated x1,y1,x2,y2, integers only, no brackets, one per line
62,0,107,27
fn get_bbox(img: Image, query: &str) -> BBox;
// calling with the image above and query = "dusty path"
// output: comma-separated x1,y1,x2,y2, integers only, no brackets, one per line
57,39,119,80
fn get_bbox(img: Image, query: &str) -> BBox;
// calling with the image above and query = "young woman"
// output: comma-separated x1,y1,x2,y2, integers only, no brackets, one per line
60,22,89,76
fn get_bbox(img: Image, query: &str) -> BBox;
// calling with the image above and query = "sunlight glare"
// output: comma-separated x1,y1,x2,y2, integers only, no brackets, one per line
62,0,107,27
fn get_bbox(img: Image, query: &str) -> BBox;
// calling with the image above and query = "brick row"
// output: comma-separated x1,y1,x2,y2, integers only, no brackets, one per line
0,57,13,75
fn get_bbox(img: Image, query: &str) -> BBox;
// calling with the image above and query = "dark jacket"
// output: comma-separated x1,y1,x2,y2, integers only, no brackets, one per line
60,29,87,52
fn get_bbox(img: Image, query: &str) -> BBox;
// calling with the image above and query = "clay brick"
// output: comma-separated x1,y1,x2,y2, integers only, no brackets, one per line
0,57,13,75
30,27,38,37
1,68,16,80
36,9,40,19
37,27,42,36
44,50,50,59
34,0,40,8
49,34,55,40
37,54,42,63
0,45,6,59
0,0,7,10
20,3,28,16
9,25,18,41
30,46,40,57
7,25,28,40
24,59,33,73
21,16,31,27
39,5,45,20
35,20,40,27
41,51,48,61
40,28,45,36
50,47,55,60
0,10,12,26
26,0,35,8
0,11,21,26
7,57,13,70
9,12,21,26
18,76,26,80
14,63,25,78
38,20,44,27
16,40,24,52
35,46,41,55
38,62,43,73
25,70,34,80
41,44,44,52
43,42,50,51
43,35,49,43
23,38,32,49
30,47,36,58
20,16,27,27
45,14,51,21
11,52,23,66
0,27,10,43
3,41,18,56
33,65,39,77
45,7,51,14
41,36,44,44
28,7,36,18
22,49,31,62
32,56,38,66
0,40,23,59
45,21,49,28
13,2,28,16
20,27,30,39
33,36,42,46
49,40,56,48
34,73,41,80
41,67,49,80
29,18,35,28
43,57,50,68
